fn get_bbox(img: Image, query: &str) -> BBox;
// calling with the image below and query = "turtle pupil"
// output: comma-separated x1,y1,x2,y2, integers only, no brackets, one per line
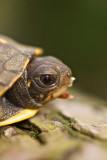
40,75,55,85
43,75,51,85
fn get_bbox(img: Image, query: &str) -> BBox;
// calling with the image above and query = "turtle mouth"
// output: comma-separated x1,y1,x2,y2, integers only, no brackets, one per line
50,86,69,99
41,76,75,103
41,86,68,103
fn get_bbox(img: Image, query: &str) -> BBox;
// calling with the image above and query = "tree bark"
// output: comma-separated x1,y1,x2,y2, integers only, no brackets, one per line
0,89,107,160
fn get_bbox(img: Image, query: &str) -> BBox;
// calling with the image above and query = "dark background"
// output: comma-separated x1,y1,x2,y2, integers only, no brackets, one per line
0,0,107,99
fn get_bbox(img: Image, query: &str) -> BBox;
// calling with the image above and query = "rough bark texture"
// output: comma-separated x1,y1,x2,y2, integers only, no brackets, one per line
0,89,107,160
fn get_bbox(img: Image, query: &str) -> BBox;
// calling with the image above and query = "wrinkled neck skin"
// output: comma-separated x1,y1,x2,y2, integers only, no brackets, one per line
5,69,43,109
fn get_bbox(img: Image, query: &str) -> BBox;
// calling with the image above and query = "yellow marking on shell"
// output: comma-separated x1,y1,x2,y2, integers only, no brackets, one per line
27,80,31,88
40,94,44,98
0,58,30,97
0,109,39,127
0,39,7,44
35,48,44,56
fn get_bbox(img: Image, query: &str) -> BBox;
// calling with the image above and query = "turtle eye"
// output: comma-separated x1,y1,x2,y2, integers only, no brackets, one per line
40,74,56,85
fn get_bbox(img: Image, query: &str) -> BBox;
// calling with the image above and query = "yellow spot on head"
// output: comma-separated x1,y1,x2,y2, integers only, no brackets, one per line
56,66,61,70
27,80,31,88
35,48,44,56
0,39,7,44
40,94,44,98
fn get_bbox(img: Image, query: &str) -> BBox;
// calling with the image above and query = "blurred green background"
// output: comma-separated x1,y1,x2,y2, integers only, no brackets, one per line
0,0,107,99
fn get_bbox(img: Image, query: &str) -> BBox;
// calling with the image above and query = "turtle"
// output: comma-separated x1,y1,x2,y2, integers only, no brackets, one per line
0,35,75,127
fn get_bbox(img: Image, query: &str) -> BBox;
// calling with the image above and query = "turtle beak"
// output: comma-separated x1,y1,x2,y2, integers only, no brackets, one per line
71,77,75,85
68,77,75,87
72,77,75,82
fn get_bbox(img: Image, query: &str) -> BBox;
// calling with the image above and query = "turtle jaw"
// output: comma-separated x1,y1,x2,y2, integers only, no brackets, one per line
41,85,71,104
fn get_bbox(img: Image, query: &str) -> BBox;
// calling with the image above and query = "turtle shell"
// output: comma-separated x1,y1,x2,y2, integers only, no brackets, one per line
0,35,43,97
0,35,43,125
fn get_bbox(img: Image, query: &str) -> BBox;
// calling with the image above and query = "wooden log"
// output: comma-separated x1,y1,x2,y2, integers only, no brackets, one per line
0,89,107,160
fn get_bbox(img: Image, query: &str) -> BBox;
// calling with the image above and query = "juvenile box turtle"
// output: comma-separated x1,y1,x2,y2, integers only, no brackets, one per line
0,35,75,126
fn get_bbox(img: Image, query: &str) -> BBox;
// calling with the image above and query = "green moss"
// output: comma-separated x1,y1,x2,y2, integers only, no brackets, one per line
35,120,56,131
35,127,40,134
44,121,56,130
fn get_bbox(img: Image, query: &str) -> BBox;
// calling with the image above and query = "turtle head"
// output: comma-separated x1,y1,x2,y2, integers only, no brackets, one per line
0,56,75,126
27,56,74,104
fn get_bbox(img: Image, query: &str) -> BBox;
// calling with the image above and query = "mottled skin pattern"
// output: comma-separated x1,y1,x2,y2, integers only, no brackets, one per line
0,35,73,125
